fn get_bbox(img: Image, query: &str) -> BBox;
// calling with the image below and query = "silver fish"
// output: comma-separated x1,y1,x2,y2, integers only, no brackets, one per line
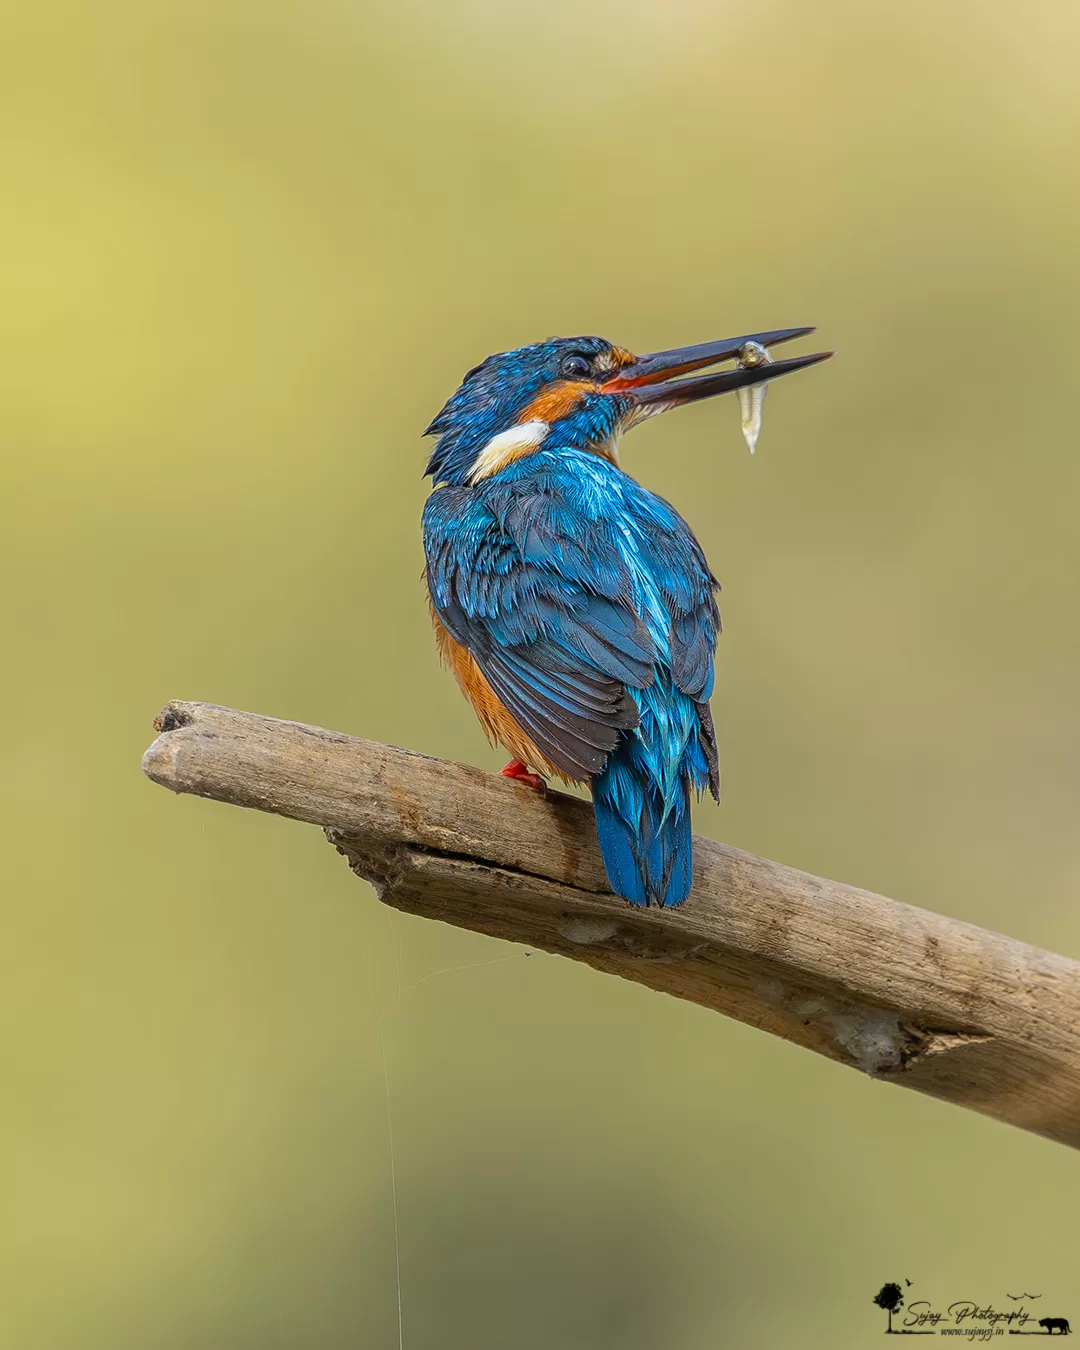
736,339,772,454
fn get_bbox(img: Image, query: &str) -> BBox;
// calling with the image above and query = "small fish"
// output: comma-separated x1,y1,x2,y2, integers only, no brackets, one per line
736,339,772,454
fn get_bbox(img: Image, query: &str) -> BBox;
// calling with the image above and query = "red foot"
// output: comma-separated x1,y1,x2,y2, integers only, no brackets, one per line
499,759,545,791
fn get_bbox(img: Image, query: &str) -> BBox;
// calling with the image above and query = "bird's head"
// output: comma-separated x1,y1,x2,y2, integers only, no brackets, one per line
423,329,830,485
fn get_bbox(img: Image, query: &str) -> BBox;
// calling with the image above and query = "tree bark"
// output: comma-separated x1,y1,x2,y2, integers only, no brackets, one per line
143,699,1080,1149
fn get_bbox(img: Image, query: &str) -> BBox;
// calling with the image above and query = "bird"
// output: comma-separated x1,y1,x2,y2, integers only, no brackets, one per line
422,329,830,907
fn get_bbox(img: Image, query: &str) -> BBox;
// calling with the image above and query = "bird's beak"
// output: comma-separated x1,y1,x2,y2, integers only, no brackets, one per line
601,327,832,408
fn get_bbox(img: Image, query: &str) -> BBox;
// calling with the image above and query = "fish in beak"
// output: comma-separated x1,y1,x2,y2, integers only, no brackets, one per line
603,326,832,454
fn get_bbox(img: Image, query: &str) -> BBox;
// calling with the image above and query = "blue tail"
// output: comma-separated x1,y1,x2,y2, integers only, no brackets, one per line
593,763,694,908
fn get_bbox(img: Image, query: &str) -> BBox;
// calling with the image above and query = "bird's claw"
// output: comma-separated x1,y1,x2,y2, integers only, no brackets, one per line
499,759,546,791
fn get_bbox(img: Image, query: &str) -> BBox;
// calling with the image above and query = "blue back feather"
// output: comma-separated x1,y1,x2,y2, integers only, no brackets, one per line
425,445,720,906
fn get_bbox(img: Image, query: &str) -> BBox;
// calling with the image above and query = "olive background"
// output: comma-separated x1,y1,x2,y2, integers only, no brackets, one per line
4,1,1080,1346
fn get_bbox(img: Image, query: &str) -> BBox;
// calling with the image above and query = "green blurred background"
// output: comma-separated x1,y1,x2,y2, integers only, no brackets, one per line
4,1,1080,1345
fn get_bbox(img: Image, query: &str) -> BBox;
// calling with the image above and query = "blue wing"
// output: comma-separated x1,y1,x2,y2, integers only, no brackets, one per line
423,449,720,787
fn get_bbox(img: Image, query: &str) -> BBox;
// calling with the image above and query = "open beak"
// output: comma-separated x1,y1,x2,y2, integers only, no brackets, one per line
602,327,832,408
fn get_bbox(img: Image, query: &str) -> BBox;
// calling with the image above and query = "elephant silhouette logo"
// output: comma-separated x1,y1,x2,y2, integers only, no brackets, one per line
1039,1318,1071,1335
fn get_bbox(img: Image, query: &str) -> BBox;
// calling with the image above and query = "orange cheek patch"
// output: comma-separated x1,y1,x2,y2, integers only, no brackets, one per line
518,380,595,424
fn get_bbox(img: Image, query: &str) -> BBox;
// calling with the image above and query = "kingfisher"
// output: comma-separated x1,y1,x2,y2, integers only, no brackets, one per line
423,329,830,907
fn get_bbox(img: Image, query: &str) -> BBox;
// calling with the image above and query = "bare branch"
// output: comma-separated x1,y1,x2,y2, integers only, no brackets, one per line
143,700,1080,1149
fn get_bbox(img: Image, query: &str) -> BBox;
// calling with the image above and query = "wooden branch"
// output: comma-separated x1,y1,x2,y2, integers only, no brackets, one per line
142,700,1080,1149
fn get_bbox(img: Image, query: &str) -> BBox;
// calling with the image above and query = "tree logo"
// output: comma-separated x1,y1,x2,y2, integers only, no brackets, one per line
873,1283,931,1335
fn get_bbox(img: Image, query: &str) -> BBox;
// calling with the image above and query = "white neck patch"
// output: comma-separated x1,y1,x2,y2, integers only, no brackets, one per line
467,420,550,484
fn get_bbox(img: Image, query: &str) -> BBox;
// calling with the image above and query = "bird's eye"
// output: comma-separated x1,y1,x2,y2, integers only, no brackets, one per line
561,354,592,379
